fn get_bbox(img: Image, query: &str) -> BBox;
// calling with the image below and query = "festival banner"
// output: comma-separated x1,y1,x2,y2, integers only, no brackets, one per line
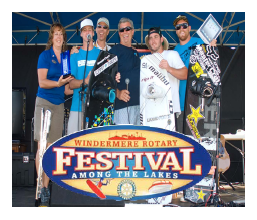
43,125,212,200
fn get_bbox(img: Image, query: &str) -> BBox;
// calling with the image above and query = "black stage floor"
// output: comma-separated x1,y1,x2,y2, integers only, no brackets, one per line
12,184,245,207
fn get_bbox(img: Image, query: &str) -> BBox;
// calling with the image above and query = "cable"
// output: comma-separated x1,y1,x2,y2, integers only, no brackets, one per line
127,102,130,124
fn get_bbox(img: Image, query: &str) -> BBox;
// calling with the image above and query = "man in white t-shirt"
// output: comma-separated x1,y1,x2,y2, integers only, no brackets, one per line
145,26,187,120
144,26,187,205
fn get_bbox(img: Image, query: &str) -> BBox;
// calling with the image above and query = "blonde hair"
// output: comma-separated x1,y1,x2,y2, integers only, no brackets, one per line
46,23,67,52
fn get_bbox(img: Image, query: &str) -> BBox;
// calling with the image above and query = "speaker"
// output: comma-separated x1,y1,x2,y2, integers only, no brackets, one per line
12,88,26,139
50,182,125,207
12,153,36,186
221,140,245,183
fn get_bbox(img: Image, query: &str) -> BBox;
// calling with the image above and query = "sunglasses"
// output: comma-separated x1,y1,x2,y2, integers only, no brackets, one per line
175,23,189,30
119,26,132,32
97,24,108,29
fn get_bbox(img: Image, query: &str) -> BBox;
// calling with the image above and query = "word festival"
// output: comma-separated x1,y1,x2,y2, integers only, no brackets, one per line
52,147,202,176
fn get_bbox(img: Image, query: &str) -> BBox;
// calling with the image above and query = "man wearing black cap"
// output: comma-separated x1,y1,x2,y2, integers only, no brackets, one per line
173,15,216,133
143,27,188,205
145,27,187,117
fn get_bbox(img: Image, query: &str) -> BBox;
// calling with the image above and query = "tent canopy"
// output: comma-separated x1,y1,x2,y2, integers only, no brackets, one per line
12,12,245,46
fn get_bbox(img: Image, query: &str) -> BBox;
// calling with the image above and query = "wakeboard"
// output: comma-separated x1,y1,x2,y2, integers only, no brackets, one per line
140,53,177,131
85,50,118,128
184,44,230,203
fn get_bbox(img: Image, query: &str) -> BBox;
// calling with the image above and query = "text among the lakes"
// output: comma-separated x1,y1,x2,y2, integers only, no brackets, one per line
61,130,193,149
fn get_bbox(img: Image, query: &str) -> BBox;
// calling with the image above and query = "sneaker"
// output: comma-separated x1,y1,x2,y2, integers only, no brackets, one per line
39,187,50,207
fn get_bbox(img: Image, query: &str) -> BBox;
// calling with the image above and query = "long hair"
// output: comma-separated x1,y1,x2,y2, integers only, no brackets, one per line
46,23,67,52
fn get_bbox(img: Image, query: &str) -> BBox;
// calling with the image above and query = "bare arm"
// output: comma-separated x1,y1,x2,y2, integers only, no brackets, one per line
64,84,73,95
38,69,73,89
69,72,91,90
159,60,188,80
167,66,188,80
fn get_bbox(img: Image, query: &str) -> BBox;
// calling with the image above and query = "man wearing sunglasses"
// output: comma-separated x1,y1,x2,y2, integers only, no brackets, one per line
94,17,111,51
109,17,141,125
173,15,217,203
173,15,216,134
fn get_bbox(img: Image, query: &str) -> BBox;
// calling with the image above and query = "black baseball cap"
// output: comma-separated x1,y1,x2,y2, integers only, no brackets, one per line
173,15,189,27
148,27,162,37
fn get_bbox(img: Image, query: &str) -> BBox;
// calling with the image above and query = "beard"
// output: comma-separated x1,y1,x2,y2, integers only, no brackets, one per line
149,42,162,53
177,30,190,41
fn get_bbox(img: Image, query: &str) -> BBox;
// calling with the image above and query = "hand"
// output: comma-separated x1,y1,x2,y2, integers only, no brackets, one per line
70,46,79,55
115,72,121,83
159,59,170,71
57,75,74,87
117,89,130,102
209,39,217,47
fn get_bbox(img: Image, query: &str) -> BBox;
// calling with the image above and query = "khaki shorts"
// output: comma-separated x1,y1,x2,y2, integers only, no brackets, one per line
34,97,64,143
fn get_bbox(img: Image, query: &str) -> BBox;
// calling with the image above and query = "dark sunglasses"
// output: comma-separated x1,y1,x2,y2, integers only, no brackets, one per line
119,26,132,32
175,23,189,30
97,24,108,29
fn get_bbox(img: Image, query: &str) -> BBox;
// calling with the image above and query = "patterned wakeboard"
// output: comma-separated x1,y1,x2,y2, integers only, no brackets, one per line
85,50,118,128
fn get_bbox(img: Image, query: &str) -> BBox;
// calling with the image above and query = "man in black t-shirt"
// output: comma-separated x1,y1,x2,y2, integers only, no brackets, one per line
109,17,140,125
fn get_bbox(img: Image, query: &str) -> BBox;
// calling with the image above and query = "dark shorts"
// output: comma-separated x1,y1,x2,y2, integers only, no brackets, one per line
34,97,64,143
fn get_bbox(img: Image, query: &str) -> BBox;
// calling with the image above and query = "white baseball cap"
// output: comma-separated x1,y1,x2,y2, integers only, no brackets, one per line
80,18,94,30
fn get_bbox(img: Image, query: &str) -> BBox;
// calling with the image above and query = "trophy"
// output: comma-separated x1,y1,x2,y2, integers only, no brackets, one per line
61,50,71,78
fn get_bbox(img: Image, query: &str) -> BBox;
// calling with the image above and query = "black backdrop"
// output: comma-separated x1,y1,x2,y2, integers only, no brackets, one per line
12,45,245,149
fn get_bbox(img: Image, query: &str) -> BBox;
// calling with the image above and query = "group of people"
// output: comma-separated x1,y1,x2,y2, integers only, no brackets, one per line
34,15,216,206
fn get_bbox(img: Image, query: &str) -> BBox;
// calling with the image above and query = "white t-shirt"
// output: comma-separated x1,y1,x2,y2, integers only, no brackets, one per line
161,50,185,114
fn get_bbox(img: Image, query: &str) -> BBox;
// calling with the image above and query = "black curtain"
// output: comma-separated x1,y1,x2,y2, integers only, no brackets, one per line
12,45,245,149
219,46,245,134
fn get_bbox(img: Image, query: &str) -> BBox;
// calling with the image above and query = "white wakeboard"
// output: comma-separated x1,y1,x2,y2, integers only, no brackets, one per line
140,53,176,131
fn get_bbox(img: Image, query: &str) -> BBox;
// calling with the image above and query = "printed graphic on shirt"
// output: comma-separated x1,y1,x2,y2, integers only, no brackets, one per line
179,42,199,64
78,60,96,67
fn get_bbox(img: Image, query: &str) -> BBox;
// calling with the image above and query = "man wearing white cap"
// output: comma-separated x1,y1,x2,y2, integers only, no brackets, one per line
145,27,187,117
94,17,111,51
67,18,101,134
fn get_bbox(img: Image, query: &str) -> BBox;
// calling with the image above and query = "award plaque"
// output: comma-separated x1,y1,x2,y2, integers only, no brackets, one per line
197,14,223,44
61,50,71,78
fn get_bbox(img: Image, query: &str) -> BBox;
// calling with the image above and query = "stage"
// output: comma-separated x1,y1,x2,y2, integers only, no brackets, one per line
12,184,245,207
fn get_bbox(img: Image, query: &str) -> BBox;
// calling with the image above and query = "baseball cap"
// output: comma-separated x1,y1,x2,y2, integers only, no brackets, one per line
80,18,94,30
145,27,169,51
148,27,162,37
97,17,109,28
173,15,189,27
